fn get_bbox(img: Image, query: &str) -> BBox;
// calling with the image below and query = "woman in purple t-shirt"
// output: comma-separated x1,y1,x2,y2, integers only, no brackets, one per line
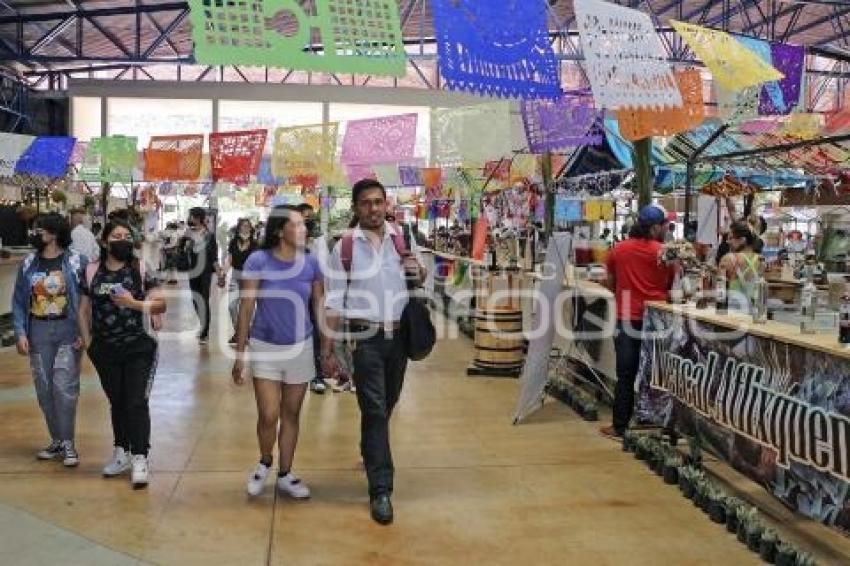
231,205,325,499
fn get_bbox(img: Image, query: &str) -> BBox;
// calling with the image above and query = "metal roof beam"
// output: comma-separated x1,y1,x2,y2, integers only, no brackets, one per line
140,8,188,58
784,5,850,40
0,3,189,25
28,16,75,55
84,15,131,57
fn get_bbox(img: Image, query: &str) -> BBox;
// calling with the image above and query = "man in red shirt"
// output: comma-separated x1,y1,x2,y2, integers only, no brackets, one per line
600,205,676,439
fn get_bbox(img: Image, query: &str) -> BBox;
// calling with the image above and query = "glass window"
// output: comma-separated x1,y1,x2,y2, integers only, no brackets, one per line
71,96,102,141
218,100,323,132
107,98,213,147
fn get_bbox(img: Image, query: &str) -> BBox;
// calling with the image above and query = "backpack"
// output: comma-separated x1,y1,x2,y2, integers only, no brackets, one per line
340,225,435,361
85,260,164,331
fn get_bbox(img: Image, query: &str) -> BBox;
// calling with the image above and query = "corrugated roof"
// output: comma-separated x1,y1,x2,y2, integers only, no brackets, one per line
1,0,848,75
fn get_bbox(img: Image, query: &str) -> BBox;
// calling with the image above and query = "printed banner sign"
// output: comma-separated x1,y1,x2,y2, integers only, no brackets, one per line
144,134,204,181
575,0,682,109
638,306,850,535
671,21,784,92
189,0,406,76
15,136,76,179
521,93,603,153
0,133,35,178
209,130,266,184
272,123,339,180
431,0,560,100
432,102,513,166
340,113,417,165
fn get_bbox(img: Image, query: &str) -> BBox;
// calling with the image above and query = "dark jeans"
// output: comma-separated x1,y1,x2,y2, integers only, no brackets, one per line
352,332,408,498
89,339,157,456
189,274,212,339
613,320,643,433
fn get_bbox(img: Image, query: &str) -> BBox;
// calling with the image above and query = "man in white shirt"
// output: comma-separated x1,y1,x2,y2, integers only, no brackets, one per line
68,209,100,262
322,179,426,526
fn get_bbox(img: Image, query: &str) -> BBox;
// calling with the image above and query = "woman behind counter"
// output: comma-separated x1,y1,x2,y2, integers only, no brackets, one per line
719,220,760,311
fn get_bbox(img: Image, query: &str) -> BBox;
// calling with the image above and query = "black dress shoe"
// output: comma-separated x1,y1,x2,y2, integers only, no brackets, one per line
370,494,393,525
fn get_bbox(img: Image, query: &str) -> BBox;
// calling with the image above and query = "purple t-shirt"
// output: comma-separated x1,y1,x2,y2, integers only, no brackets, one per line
242,250,322,345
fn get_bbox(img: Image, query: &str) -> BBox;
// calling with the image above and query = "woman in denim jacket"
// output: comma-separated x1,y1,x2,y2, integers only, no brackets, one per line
12,213,87,467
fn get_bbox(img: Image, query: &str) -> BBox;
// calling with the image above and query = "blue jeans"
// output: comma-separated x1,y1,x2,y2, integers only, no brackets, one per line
352,332,408,498
28,319,81,442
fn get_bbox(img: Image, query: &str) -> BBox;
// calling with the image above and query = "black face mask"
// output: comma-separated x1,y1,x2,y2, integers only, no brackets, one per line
29,233,46,252
109,240,134,262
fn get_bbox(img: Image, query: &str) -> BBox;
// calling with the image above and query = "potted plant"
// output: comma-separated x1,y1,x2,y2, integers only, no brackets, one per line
700,483,716,514
635,436,650,460
623,430,637,452
794,551,816,566
738,506,756,544
649,444,663,474
745,515,765,553
759,529,778,563
724,498,743,534
680,467,696,499
774,542,797,566
693,479,708,509
707,488,727,524
663,453,681,485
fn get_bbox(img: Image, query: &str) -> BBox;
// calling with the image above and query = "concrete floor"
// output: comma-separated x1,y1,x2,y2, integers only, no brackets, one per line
0,285,763,565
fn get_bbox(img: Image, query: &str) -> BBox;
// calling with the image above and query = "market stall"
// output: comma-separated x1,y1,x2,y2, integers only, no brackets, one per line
637,301,850,536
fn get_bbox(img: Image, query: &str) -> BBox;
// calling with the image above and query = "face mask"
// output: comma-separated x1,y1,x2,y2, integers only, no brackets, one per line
109,240,134,262
29,233,46,251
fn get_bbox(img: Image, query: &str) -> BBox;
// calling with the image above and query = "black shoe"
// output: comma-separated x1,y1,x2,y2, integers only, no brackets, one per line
370,494,393,525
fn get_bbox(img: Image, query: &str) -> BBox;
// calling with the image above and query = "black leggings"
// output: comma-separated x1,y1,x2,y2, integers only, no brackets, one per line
190,274,212,339
89,339,157,456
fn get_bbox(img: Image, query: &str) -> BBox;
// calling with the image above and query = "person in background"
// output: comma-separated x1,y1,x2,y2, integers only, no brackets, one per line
232,205,325,499
78,219,166,489
180,208,224,345
599,205,676,440
295,202,330,394
323,179,427,525
69,209,100,262
719,221,760,311
12,213,85,467
665,223,677,243
91,221,103,240
255,221,266,245
222,218,257,345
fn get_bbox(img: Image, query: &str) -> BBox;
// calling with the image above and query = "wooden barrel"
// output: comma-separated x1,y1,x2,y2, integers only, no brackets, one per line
473,308,525,372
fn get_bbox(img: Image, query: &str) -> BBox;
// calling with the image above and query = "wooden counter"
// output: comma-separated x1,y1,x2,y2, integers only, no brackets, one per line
647,301,850,361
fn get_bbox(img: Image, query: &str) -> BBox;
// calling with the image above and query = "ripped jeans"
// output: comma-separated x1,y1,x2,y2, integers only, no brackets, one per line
28,319,81,443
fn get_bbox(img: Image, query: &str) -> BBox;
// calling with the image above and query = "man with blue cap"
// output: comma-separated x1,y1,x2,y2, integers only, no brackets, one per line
600,204,677,439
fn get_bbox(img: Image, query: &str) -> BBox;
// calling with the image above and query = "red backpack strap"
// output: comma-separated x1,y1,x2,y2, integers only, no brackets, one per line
340,231,355,274
390,226,409,258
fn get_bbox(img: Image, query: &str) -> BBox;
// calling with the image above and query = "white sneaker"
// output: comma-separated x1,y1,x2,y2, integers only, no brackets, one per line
36,440,62,460
276,472,310,499
61,441,79,467
246,462,272,497
131,454,149,489
102,447,131,477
